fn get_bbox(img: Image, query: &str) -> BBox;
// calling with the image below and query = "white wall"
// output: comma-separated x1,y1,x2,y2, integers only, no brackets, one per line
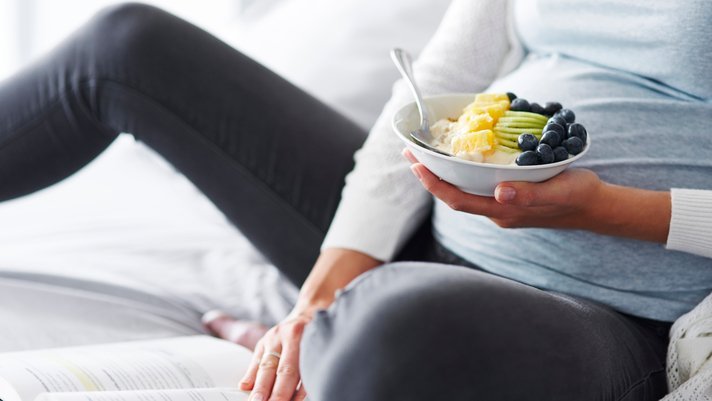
0,0,242,81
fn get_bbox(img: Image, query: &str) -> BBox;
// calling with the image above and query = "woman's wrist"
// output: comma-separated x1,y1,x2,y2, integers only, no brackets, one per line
587,182,671,243
290,248,382,320
290,295,333,321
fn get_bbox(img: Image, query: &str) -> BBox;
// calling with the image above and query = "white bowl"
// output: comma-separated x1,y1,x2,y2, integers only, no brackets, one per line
392,93,590,196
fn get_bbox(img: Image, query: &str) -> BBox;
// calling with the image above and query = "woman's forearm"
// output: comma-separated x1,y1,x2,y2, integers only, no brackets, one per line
292,248,382,317
589,183,671,244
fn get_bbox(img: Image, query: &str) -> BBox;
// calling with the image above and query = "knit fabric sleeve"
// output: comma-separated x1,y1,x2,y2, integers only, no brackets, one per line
321,0,512,261
666,188,712,259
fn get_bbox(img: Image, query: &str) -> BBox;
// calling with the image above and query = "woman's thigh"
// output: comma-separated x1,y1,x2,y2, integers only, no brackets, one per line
0,4,367,285
300,263,669,401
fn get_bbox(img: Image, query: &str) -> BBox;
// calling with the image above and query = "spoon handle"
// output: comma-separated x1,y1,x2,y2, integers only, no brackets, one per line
390,48,429,130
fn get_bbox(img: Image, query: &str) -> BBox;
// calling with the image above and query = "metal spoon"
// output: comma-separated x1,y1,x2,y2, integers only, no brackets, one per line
390,48,451,157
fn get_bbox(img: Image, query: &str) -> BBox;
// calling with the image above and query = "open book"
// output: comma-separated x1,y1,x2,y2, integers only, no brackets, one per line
0,336,253,401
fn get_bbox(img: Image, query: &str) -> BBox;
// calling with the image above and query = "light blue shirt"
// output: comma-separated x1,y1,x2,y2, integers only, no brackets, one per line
434,0,712,322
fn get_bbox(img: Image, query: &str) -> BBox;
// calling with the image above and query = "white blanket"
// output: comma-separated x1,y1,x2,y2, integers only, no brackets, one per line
663,291,712,400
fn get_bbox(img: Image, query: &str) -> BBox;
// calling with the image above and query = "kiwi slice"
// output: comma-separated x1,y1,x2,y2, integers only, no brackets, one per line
497,117,547,125
494,130,541,141
495,122,546,129
495,127,545,135
495,137,519,149
503,111,549,122
495,144,520,153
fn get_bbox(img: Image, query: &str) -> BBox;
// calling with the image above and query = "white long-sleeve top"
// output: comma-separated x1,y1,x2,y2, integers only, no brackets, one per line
322,0,712,262
322,0,514,260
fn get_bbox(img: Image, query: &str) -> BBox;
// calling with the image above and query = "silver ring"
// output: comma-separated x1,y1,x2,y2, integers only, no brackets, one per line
267,351,281,359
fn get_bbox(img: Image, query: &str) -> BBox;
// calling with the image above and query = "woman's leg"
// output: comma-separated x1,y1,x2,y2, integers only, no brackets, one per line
0,4,366,285
301,263,669,401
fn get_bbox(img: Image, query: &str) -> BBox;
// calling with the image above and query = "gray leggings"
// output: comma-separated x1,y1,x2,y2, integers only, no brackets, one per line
0,4,669,400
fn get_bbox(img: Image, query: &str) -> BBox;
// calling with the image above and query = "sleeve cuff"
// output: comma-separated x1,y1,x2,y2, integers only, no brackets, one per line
666,188,712,259
321,192,431,262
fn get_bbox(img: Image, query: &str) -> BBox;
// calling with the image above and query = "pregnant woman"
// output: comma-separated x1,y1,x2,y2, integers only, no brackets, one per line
1,1,710,400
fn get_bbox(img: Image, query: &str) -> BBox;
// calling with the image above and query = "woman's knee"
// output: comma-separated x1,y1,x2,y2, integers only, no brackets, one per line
300,263,531,400
79,3,186,71
299,263,662,401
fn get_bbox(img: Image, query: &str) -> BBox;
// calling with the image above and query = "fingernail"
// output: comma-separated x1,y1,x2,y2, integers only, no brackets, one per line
497,187,516,202
410,165,422,180
250,393,264,401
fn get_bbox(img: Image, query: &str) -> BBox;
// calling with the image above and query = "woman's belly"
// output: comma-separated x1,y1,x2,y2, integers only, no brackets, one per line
433,54,712,321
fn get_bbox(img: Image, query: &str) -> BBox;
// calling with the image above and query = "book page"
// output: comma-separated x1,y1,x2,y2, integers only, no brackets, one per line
33,388,248,401
0,336,252,401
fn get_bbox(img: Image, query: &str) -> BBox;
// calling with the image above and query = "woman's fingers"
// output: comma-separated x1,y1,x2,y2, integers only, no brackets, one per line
402,148,418,163
292,385,308,401
239,341,264,391
404,149,502,216
239,317,311,401
249,342,283,401
410,163,503,217
268,319,307,401
268,340,301,401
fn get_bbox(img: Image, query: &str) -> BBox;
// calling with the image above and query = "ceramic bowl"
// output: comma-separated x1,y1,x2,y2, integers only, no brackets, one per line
392,94,590,196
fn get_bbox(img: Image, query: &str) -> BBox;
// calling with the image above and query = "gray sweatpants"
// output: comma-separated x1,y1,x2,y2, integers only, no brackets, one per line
301,263,670,401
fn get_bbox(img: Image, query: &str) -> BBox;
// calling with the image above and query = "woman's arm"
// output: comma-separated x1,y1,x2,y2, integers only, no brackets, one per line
407,149,672,244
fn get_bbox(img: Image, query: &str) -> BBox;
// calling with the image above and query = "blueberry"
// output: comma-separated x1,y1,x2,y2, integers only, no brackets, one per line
510,98,531,112
563,137,584,155
516,150,539,166
517,133,539,152
543,102,563,116
553,146,569,162
540,130,562,148
548,115,567,128
536,143,555,164
543,122,566,140
556,108,576,124
567,123,587,145
530,102,546,115
506,92,517,102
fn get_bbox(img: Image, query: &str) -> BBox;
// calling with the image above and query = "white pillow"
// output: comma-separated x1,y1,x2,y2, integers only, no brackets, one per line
227,0,452,129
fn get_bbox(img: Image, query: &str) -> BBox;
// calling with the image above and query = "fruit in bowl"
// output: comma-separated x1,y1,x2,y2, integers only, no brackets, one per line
392,93,590,196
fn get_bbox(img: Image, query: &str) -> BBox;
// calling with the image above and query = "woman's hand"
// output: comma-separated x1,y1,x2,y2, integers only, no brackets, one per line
404,148,605,230
239,248,382,401
239,311,311,401
404,148,671,242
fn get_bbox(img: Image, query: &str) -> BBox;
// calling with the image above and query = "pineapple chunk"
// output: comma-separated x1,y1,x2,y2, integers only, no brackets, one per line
474,93,510,106
457,111,494,131
462,93,510,121
451,129,496,155
464,102,508,120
